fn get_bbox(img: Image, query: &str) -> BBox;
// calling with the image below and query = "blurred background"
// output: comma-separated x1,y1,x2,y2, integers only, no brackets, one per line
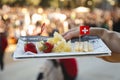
0,0,120,80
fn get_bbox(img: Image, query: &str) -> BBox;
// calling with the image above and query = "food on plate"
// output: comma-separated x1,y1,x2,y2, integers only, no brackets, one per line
43,42,54,53
53,40,71,52
47,32,66,45
38,32,72,53
37,41,44,51
88,42,94,51
38,32,94,53
37,41,54,53
74,42,83,52
24,43,37,54
74,41,93,52
47,32,72,52
83,41,89,52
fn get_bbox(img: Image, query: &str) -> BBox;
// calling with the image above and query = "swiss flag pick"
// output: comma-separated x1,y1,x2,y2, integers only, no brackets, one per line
80,26,90,35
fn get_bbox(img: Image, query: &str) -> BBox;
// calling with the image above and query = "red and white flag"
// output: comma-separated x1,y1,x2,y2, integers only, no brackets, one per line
80,26,90,35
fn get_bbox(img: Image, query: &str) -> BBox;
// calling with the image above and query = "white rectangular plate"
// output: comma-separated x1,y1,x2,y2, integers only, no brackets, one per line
13,36,111,59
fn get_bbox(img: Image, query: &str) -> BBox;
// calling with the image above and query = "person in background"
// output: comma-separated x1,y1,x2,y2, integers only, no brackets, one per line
47,22,59,37
112,7,120,33
59,58,77,80
0,19,8,71
112,17,120,33
101,19,109,30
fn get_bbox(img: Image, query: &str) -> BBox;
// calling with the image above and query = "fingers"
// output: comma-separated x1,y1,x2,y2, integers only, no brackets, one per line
63,29,80,40
62,27,77,36
63,31,73,40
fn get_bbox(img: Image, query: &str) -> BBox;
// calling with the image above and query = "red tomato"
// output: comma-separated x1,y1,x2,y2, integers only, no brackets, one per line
24,43,37,54
43,42,54,53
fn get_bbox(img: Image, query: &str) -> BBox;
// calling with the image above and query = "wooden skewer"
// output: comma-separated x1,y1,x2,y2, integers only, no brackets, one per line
40,23,45,35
